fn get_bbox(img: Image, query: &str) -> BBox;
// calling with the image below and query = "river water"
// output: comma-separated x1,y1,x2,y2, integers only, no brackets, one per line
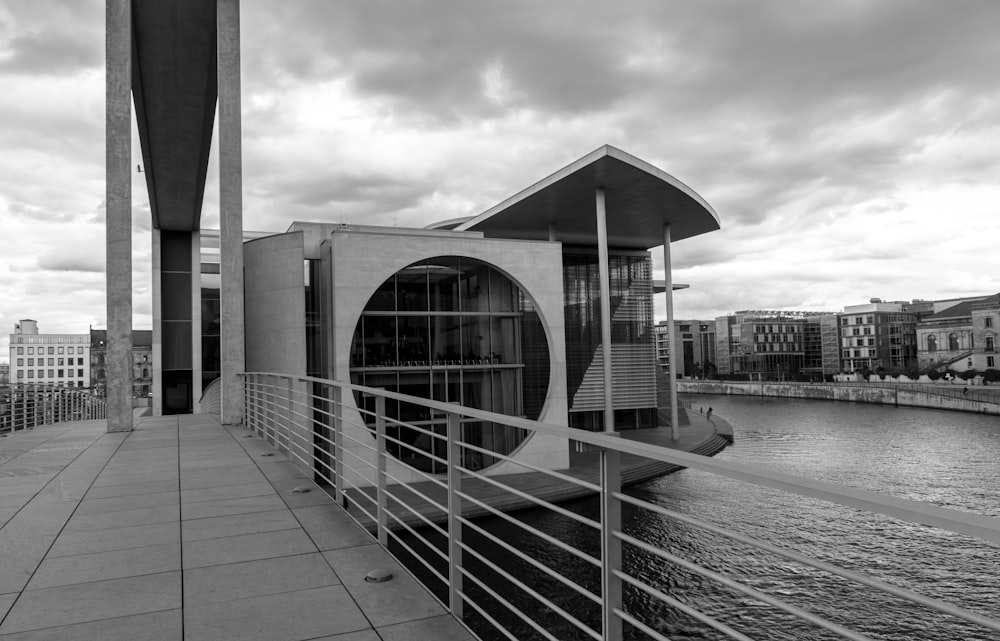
457,395,1000,640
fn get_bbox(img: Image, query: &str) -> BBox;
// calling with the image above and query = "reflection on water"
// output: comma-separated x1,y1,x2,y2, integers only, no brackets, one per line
452,396,1000,640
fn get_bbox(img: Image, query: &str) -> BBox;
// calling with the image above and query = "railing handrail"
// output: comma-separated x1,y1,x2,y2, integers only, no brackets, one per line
242,372,1000,545
239,371,1000,641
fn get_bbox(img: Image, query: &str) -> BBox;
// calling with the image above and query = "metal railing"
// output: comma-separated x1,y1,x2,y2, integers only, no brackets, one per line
241,372,1000,641
0,384,107,434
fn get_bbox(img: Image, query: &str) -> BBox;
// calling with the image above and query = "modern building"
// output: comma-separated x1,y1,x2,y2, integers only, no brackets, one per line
89,329,154,399
838,300,917,373
801,314,841,379
655,320,716,378
715,310,835,380
8,320,90,388
916,293,1000,373
105,4,721,485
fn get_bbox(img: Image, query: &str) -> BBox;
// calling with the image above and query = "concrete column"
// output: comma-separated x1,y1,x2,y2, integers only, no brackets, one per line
151,227,162,416
218,0,246,425
548,223,557,242
595,189,614,432
105,0,133,432
663,224,678,439
191,231,203,413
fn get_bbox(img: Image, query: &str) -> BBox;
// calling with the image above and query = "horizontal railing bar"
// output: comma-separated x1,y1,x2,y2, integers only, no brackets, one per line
243,372,1000,545
458,465,600,530
618,531,875,641
457,591,521,641
382,498,450,553
457,514,601,606
383,512,450,570
457,441,602,493
456,492,601,568
457,545,600,641
381,471,450,520
615,572,754,641
615,491,1000,634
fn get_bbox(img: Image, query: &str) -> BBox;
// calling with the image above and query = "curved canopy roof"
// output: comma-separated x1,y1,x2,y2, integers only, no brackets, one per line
456,145,720,249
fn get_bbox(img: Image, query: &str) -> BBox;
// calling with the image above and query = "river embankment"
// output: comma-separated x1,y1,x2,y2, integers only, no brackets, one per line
679,381,1000,415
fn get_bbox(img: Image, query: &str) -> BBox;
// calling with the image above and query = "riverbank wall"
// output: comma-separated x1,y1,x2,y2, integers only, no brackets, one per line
679,381,1000,416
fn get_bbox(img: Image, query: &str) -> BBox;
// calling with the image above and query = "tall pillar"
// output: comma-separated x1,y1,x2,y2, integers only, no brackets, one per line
595,189,615,432
151,228,162,416
218,0,246,425
105,0,133,432
663,225,679,439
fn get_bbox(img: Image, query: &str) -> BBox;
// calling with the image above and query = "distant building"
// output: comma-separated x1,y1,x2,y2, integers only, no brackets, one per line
916,293,999,373
715,311,830,380
8,320,90,388
654,320,716,378
802,314,841,379
0,363,9,384
838,300,917,373
90,329,154,398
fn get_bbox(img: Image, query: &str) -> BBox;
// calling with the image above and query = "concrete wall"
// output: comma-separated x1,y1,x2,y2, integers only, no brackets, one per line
245,232,309,474
327,229,569,486
678,381,1000,415
244,232,307,376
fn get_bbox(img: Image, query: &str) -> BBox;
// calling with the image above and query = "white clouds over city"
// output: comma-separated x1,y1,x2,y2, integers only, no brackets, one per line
2,0,999,357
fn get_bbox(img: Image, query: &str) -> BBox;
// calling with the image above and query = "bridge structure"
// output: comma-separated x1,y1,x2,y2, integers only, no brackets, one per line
85,2,1000,639
2,382,1000,639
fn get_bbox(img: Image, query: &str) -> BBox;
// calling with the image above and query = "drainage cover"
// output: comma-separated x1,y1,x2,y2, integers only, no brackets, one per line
365,569,393,583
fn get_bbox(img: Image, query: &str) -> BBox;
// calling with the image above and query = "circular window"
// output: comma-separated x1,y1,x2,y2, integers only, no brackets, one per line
350,256,550,472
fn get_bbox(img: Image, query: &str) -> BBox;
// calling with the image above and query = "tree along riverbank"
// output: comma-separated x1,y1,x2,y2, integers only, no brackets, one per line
678,380,1000,416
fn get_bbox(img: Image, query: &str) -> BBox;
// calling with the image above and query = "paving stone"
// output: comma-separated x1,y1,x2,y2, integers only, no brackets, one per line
0,532,56,594
83,478,179,499
180,481,275,504
63,504,179,533
0,572,181,635
75,490,179,515
183,552,339,604
180,508,298,542
183,528,318,569
324,544,445,628
376,614,475,641
292,504,373,551
0,608,182,640
181,493,287,520
183,585,369,641
47,521,179,558
27,542,181,590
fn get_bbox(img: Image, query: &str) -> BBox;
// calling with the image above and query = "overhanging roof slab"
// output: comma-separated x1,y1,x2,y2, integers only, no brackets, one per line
457,145,720,249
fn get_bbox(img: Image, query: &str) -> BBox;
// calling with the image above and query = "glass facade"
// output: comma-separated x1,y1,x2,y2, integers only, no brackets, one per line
562,248,655,430
350,257,549,471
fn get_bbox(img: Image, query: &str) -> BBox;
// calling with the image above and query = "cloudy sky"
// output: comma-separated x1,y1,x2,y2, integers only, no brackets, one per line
2,0,1000,360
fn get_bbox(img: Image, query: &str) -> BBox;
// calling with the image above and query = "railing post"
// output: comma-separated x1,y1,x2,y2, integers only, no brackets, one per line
333,386,344,506
446,410,464,619
285,376,295,457
601,444,623,641
375,394,388,547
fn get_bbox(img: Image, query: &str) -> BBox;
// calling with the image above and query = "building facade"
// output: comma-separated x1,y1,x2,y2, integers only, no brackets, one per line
143,147,721,479
89,329,154,399
916,293,999,373
838,301,917,373
715,311,820,380
8,320,90,388
655,320,717,378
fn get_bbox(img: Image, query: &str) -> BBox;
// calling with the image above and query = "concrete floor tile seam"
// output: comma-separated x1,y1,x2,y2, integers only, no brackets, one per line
0,424,134,539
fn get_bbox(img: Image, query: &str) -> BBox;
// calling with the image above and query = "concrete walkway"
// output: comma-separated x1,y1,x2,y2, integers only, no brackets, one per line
0,414,473,641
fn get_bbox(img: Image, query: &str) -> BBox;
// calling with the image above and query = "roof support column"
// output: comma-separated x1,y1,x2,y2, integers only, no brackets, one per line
596,189,615,432
663,224,678,439
105,0,133,432
218,0,245,425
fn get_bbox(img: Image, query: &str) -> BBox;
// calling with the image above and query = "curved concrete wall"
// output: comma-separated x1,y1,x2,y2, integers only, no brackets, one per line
327,228,570,485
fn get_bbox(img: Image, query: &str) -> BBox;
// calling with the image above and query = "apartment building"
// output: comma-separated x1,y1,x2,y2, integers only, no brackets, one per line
8,320,90,388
